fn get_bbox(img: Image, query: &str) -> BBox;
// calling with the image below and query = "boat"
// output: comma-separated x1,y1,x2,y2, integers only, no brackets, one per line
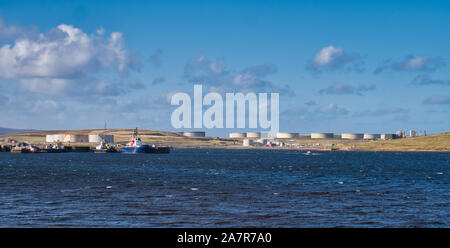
11,142,31,153
94,138,117,153
43,142,65,153
0,145,11,152
119,128,170,154
305,151,312,155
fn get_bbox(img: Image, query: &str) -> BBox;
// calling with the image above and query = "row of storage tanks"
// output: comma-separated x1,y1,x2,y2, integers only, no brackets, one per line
229,132,388,140
46,134,115,143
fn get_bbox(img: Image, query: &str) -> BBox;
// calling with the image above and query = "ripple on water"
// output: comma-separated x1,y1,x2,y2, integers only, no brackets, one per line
0,150,449,227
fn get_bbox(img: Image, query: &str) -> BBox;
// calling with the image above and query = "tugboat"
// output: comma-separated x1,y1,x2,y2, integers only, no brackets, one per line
43,142,65,153
94,138,117,153
119,128,170,154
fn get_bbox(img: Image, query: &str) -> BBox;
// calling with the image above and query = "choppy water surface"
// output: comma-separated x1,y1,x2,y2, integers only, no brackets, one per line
0,149,448,227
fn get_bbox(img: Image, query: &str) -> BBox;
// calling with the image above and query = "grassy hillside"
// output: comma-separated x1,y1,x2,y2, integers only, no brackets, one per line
336,132,450,152
0,129,239,148
1,129,449,151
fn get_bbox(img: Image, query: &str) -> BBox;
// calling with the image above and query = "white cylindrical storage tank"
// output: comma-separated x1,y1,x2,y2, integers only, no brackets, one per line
46,134,65,143
243,139,254,146
63,134,89,143
229,132,247,138
246,132,261,138
89,135,114,143
341,133,364,140
364,134,381,140
257,139,267,145
276,132,299,139
182,131,206,137
311,133,334,139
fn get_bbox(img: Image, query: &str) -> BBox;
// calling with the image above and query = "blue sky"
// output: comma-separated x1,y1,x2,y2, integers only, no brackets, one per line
0,0,449,136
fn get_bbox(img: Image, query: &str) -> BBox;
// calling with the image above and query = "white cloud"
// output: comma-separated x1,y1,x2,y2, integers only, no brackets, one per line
183,55,294,96
374,55,444,74
307,45,363,73
0,23,139,95
313,45,343,66
96,27,105,35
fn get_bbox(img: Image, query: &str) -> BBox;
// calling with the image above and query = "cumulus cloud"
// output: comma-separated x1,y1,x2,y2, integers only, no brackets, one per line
96,27,105,35
411,74,450,86
307,45,364,73
318,83,376,96
423,96,450,105
0,22,140,95
374,55,444,74
183,55,295,96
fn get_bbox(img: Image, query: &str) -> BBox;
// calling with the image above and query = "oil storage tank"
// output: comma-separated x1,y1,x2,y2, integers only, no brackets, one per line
246,132,261,138
341,133,364,140
46,134,65,143
276,132,299,139
63,134,89,143
364,134,381,140
182,131,206,137
311,133,334,139
229,132,247,138
89,134,115,143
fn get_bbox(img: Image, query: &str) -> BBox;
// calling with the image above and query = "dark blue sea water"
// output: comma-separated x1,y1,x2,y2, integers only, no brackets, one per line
0,149,448,227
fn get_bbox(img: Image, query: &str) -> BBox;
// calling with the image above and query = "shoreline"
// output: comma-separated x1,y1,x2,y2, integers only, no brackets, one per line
1,129,449,153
